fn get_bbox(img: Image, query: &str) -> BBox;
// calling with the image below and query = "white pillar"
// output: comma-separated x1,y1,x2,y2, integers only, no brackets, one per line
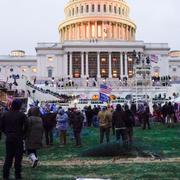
120,52,123,78
86,52,89,77
108,52,112,78
125,52,128,77
81,52,84,77
97,52,101,78
69,52,73,78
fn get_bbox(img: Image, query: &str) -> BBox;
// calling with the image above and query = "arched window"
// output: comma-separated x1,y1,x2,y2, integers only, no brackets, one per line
98,4,101,12
92,4,95,12
76,7,79,14
104,4,106,12
48,68,53,78
109,5,112,12
81,5,84,13
119,7,121,14
114,6,117,14
86,5,89,12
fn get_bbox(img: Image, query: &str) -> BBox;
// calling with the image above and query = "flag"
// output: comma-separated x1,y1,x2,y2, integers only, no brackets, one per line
99,93,110,103
100,84,112,95
99,84,112,103
150,54,159,63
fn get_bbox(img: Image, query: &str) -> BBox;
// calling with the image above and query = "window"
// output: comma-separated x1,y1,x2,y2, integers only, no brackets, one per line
72,8,74,16
81,5,83,13
114,6,117,13
104,5,106,12
109,5,112,12
173,68,176,72
98,4,101,12
86,5,89,12
76,7,78,14
10,68,13,72
92,4,95,12
48,57,53,62
119,7,121,14
0,68,1,73
48,69,53,78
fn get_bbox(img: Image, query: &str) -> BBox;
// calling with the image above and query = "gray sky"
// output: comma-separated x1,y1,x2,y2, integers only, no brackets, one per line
0,0,179,55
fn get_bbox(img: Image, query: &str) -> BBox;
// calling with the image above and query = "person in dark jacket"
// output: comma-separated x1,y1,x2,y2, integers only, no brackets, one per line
70,110,84,147
26,107,43,168
124,105,134,144
112,104,127,145
0,99,28,180
142,103,151,130
86,106,93,127
166,102,175,127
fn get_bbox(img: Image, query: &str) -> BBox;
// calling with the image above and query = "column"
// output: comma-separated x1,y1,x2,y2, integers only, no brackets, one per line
81,52,84,77
88,21,91,39
126,26,129,41
82,22,85,40
97,52,101,78
86,52,89,77
108,52,112,78
120,52,123,78
69,52,73,78
95,21,98,38
125,52,128,77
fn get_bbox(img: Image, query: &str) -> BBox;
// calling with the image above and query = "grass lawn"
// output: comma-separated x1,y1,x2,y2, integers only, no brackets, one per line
1,123,180,179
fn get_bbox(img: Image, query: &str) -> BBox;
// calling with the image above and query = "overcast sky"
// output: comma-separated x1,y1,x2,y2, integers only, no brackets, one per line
0,0,179,55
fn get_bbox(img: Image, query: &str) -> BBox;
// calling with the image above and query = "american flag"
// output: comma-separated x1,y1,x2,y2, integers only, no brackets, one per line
150,54,159,63
100,84,112,95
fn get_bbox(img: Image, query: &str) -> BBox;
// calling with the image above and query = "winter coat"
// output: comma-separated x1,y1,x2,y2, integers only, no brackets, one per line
70,111,84,131
112,110,126,129
98,110,112,128
25,116,43,150
0,111,28,141
124,110,134,128
56,112,68,131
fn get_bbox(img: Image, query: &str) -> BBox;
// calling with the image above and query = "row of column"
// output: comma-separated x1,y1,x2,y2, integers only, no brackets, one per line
60,21,135,42
68,52,129,78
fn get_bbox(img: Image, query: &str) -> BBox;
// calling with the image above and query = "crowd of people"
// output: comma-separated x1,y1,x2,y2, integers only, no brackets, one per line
0,98,179,179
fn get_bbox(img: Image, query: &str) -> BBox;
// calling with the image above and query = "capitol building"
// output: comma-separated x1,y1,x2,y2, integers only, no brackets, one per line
0,0,180,101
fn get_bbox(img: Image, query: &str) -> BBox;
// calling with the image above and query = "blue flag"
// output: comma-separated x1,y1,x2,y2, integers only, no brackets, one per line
99,93,110,103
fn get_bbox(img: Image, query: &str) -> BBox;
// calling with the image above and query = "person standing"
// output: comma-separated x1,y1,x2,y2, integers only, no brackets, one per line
56,109,68,146
26,107,44,168
0,99,28,180
142,103,151,130
70,110,84,147
112,104,127,145
98,107,112,144
166,102,175,127
124,105,134,144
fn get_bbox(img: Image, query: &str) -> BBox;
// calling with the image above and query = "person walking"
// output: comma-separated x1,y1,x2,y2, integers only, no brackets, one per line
98,107,112,144
56,109,68,146
26,107,44,168
0,99,28,180
112,104,127,145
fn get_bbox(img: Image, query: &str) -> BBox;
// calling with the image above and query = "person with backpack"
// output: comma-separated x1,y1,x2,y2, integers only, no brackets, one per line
26,107,44,168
